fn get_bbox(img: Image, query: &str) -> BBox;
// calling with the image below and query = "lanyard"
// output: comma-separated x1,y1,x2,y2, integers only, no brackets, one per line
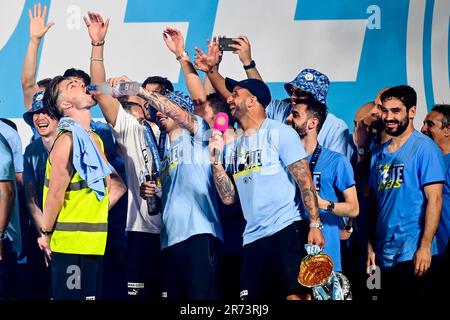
309,144,322,173
158,131,167,162
142,121,162,174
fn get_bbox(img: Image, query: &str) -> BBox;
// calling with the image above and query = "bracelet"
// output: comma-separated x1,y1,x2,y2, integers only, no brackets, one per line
91,57,104,62
91,40,105,46
243,60,256,70
176,51,188,61
0,231,6,241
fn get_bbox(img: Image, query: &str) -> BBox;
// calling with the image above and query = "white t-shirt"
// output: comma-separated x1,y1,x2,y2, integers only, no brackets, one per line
111,107,161,234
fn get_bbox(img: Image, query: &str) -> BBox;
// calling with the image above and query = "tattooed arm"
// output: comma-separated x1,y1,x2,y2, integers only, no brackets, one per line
137,87,199,136
288,158,325,247
209,129,236,204
212,165,237,205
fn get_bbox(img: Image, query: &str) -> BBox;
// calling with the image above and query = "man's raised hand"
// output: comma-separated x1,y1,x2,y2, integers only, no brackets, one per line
29,3,54,41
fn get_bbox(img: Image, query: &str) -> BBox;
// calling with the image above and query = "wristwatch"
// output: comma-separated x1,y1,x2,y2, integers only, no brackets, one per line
0,231,6,241
176,51,189,61
309,222,324,230
243,60,256,70
326,200,335,213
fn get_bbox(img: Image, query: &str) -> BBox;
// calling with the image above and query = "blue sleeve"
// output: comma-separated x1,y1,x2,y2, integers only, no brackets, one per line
334,155,355,193
11,134,23,173
266,100,292,123
418,141,446,186
277,125,307,166
318,114,350,156
0,138,15,180
332,128,350,156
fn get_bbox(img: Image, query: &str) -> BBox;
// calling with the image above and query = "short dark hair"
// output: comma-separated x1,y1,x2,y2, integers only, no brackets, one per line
37,78,52,90
43,76,66,120
207,93,235,126
294,98,327,133
381,85,417,111
142,76,174,93
63,68,91,86
431,104,450,129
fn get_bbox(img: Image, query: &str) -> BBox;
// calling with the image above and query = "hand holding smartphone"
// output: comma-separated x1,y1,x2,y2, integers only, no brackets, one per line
219,37,239,51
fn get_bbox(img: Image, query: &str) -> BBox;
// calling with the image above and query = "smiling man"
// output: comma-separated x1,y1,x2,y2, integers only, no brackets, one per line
368,85,445,301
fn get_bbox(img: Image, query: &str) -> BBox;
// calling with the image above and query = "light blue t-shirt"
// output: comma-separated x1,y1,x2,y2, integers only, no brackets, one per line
225,118,307,245
370,131,445,268
436,153,450,255
266,99,350,156
304,147,355,271
23,138,48,210
0,133,22,256
0,120,23,173
160,115,223,249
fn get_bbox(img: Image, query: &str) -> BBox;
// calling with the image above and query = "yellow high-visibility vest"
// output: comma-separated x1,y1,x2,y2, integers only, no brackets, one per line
43,131,108,255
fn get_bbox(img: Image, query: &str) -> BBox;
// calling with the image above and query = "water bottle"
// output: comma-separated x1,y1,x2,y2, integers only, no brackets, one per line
87,81,141,97
144,171,161,216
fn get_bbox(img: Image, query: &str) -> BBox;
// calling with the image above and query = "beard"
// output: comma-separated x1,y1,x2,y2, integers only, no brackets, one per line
384,117,409,136
293,120,308,137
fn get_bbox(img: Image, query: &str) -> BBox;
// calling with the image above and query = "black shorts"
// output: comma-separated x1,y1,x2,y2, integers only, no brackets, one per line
161,233,221,300
126,231,161,300
51,252,103,300
240,220,308,300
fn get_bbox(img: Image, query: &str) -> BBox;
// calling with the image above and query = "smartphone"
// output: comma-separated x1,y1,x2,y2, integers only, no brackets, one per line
219,38,239,51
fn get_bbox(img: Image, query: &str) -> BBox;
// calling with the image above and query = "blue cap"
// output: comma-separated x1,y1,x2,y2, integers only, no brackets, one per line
23,91,45,127
284,69,330,104
225,78,272,107
163,90,194,113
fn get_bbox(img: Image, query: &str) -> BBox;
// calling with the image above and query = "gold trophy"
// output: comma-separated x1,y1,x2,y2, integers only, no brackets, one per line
298,245,352,300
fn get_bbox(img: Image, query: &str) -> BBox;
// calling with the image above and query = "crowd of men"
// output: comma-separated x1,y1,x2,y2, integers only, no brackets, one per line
0,4,448,301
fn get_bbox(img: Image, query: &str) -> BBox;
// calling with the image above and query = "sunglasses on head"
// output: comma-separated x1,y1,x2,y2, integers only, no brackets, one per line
290,87,314,98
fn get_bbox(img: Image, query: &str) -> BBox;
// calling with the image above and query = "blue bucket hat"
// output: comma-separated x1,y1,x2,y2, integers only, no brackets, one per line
23,91,45,127
162,90,194,114
284,69,330,104
225,78,272,107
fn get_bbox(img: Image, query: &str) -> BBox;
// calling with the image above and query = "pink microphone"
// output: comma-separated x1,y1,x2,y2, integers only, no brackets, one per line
213,112,229,165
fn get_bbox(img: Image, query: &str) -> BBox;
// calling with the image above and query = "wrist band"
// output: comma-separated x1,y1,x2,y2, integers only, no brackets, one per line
243,60,256,70
91,40,105,46
176,51,188,61
40,228,53,236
